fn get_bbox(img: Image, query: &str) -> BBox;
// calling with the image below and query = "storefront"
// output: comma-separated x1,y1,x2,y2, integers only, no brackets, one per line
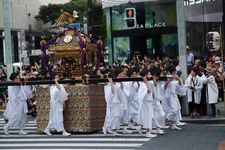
104,0,178,62
185,0,224,58
103,0,224,63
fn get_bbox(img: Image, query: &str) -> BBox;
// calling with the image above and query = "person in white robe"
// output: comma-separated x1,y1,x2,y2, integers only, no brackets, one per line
164,66,185,130
44,74,71,136
102,78,124,136
117,67,133,134
137,69,157,138
202,67,218,117
127,69,140,128
118,81,133,134
4,73,28,135
149,67,166,134
185,68,203,118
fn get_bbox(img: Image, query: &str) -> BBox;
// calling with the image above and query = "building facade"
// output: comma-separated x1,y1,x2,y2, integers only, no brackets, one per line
0,0,70,65
102,0,224,63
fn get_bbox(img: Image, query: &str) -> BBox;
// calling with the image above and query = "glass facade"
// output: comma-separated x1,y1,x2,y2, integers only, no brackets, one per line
185,0,224,58
109,1,178,61
111,2,177,31
106,0,224,63
113,37,130,61
145,3,177,27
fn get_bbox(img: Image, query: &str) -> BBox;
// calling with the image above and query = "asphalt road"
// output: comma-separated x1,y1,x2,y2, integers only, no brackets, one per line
1,109,225,150
138,123,225,150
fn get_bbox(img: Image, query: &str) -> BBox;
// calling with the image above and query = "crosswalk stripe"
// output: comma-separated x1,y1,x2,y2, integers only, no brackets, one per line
0,143,143,147
0,127,37,130
0,138,149,142
0,118,148,150
0,149,134,150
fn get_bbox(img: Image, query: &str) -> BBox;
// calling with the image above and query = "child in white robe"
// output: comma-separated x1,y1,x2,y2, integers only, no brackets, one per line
44,74,71,136
4,73,28,135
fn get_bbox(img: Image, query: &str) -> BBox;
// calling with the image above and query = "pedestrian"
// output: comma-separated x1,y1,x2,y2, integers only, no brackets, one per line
0,68,7,104
185,67,203,118
44,73,71,136
3,73,28,135
202,67,218,118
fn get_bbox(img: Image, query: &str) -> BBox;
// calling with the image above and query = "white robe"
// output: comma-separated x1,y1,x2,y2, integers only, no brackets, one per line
128,82,140,123
23,85,33,99
103,84,123,130
137,82,154,129
117,82,129,124
202,75,218,104
149,81,166,128
185,75,203,104
165,80,184,121
46,84,68,132
160,81,171,115
4,86,28,128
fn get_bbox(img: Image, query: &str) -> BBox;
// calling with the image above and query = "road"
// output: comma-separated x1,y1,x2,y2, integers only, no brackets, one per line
0,117,225,150
138,123,225,150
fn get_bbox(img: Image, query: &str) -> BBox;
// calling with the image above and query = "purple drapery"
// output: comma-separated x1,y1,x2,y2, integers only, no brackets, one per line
94,42,104,74
40,27,103,76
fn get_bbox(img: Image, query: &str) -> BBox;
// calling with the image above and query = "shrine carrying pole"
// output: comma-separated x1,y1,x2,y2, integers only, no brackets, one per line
0,77,172,86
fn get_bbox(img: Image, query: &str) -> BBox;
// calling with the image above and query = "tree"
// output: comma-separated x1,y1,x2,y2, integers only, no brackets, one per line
35,0,106,40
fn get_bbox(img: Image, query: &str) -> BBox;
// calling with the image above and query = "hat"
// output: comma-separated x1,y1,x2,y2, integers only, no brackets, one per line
9,72,19,81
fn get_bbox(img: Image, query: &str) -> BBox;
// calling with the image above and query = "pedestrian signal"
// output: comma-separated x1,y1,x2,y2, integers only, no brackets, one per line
125,8,136,29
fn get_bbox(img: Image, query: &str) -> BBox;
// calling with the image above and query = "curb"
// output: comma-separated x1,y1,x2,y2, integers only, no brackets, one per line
182,117,225,124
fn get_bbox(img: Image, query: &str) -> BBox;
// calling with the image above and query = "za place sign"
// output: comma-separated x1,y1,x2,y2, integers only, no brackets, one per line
124,22,166,29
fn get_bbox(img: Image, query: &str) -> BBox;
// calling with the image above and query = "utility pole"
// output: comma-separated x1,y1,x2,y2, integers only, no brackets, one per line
176,0,188,115
3,0,13,79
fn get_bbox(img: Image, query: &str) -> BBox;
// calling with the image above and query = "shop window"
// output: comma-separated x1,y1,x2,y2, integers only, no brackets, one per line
113,37,130,61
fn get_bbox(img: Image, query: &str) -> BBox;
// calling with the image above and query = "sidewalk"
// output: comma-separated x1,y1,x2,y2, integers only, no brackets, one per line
183,102,225,124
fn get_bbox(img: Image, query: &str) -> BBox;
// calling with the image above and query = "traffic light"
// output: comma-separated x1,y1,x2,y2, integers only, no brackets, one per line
125,8,136,29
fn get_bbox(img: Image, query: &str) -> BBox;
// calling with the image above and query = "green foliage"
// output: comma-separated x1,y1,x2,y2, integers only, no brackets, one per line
35,0,106,40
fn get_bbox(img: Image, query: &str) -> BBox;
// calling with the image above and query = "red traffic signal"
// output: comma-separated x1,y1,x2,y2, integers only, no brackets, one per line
126,9,134,18
125,8,136,29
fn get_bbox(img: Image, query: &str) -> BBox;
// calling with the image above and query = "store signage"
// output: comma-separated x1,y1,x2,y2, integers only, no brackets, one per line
184,0,215,6
125,22,166,29
206,31,220,52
